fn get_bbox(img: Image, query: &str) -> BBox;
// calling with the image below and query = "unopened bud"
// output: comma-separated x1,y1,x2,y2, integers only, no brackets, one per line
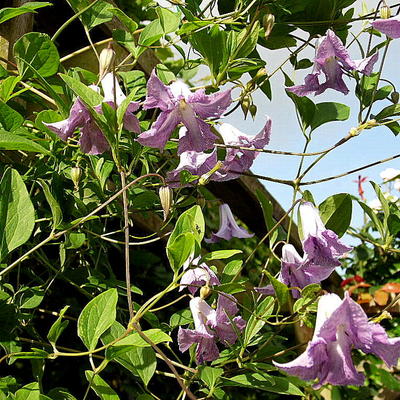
199,161,224,185
372,310,392,323
200,285,211,299
98,45,116,81
254,68,267,81
380,5,391,19
70,167,82,190
249,104,257,119
263,14,275,39
159,186,173,221
391,91,399,104
240,95,251,118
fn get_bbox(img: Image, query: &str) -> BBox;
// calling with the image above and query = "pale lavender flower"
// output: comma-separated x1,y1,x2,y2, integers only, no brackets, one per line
137,70,231,153
179,255,221,295
214,118,272,181
256,203,351,298
205,204,254,243
300,202,351,272
274,292,400,388
287,29,378,96
372,15,400,39
178,294,246,364
45,73,140,155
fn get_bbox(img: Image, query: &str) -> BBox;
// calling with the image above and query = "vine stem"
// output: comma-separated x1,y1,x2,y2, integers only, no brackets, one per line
120,170,134,320
0,173,165,279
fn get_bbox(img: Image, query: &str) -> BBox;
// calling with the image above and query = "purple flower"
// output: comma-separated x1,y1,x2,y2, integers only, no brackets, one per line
287,29,378,96
178,294,246,363
215,118,272,181
274,292,400,388
256,202,351,298
205,204,254,243
45,73,140,155
179,255,221,295
136,70,231,153
372,15,400,39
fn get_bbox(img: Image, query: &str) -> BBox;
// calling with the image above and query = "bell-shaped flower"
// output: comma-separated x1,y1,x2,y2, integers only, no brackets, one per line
287,29,378,96
179,255,221,295
205,204,254,243
178,294,246,363
300,202,351,270
136,70,231,153
215,118,272,181
45,73,140,154
257,203,350,298
274,292,400,388
372,15,400,39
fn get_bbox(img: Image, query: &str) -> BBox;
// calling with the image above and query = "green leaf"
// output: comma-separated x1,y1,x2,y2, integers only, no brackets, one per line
265,271,289,308
371,181,390,218
13,32,59,78
256,189,278,247
199,366,224,389
47,305,70,350
203,250,242,261
85,371,119,400
15,382,40,400
388,213,400,236
47,388,78,400
138,19,164,48
0,101,23,131
19,287,44,309
167,232,196,272
235,21,260,58
38,179,63,229
156,7,180,34
112,30,136,57
169,308,193,328
0,76,21,102
310,102,350,131
0,2,52,25
243,296,274,346
109,8,138,32
374,104,400,121
358,200,385,239
0,130,51,155
67,0,113,30
319,193,352,237
102,322,156,385
221,260,243,283
0,168,35,261
111,328,172,349
59,74,102,107
222,374,304,396
78,288,118,350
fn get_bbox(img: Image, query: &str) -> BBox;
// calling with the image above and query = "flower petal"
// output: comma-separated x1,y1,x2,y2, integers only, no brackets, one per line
372,16,400,39
79,120,110,155
143,70,176,111
189,89,232,119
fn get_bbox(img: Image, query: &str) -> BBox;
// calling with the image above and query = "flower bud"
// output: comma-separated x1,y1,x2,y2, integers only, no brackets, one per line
380,5,391,19
159,186,173,221
240,95,251,118
200,285,212,299
249,104,257,119
70,167,82,190
98,45,116,81
391,91,399,104
263,14,275,39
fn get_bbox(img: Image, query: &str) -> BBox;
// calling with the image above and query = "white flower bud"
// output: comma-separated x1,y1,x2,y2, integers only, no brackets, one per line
159,186,173,221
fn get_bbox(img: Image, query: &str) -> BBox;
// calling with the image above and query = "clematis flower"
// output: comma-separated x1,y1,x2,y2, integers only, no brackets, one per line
45,73,140,155
257,202,350,298
287,29,378,96
179,255,221,295
274,292,400,388
136,70,231,153
372,15,400,39
178,294,246,363
215,118,272,181
205,204,254,243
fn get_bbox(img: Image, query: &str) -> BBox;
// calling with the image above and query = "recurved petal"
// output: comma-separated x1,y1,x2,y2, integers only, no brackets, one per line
273,337,328,381
143,70,176,111
353,52,379,75
372,16,400,39
189,89,232,118
44,98,90,141
136,110,180,149
286,73,321,97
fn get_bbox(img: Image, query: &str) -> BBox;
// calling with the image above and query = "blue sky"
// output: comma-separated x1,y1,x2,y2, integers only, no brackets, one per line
221,0,400,240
